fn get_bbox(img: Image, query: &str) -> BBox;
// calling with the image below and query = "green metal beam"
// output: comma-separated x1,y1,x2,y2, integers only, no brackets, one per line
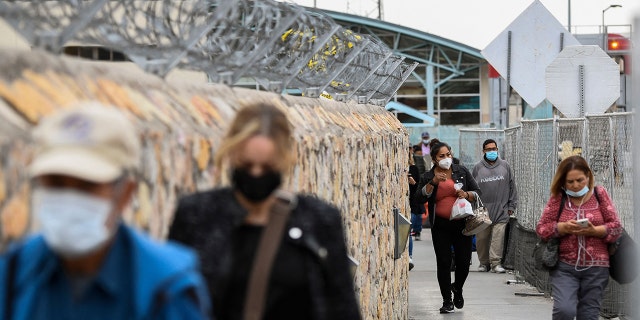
399,52,464,76
323,9,483,59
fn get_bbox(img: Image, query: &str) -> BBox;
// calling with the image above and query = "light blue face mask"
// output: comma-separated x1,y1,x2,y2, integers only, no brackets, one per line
565,185,589,198
485,151,498,161
33,188,113,257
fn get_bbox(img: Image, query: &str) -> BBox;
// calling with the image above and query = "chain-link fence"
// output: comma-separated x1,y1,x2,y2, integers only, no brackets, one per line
459,113,634,318
458,129,504,170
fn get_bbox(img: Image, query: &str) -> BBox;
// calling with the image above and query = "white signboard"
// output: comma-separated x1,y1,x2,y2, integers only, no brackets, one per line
482,0,580,108
546,45,620,117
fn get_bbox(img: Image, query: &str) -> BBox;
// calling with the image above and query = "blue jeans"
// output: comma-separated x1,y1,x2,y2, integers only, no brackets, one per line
409,233,413,257
411,213,423,234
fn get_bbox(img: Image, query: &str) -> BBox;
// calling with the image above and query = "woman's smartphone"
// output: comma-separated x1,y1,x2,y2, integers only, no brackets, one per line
576,218,589,228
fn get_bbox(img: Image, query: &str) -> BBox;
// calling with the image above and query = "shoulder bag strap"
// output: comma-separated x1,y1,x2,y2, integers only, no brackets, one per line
556,193,567,221
243,191,295,320
592,186,601,203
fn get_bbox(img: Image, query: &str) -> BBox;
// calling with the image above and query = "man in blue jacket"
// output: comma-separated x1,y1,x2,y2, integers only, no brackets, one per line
0,104,211,319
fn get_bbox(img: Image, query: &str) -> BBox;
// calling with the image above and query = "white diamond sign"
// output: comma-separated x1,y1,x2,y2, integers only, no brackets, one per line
546,45,620,117
481,0,580,108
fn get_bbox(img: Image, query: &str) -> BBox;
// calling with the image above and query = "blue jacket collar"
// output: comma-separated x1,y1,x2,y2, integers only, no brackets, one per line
13,224,198,319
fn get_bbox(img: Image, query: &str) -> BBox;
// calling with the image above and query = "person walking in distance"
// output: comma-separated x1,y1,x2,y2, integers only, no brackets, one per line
415,139,481,314
412,145,427,177
408,150,424,242
472,139,518,273
419,132,432,168
407,150,420,271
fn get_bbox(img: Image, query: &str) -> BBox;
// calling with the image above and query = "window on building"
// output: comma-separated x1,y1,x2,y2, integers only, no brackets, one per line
436,62,480,125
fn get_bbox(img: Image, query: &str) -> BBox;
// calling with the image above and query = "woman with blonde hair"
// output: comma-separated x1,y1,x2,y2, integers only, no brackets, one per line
168,103,361,320
537,155,622,319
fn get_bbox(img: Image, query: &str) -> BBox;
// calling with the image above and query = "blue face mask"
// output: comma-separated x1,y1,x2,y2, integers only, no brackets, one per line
565,185,589,198
485,151,498,161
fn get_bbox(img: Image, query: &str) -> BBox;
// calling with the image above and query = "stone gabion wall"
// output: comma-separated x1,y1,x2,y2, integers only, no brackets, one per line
0,49,410,319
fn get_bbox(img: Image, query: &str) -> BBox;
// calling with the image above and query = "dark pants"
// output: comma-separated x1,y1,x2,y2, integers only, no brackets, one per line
431,215,472,301
550,262,609,320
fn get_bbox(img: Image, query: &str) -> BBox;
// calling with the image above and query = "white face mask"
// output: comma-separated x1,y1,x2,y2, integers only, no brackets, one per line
33,188,113,258
438,157,453,170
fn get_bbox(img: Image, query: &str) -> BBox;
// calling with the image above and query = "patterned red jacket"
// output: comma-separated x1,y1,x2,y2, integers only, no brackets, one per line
536,186,623,267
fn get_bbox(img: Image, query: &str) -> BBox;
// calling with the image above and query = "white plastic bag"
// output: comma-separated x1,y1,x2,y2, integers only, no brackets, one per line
451,198,474,220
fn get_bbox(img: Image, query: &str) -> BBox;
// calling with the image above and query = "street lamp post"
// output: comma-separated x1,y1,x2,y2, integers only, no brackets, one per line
568,0,571,33
602,4,622,50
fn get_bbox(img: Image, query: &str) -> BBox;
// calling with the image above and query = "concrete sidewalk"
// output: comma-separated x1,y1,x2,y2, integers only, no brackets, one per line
408,231,553,319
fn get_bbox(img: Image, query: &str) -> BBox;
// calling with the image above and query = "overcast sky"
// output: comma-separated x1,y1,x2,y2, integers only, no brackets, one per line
288,0,640,49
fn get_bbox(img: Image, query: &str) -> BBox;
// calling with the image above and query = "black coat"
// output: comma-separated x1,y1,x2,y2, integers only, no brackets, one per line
408,165,423,214
414,163,481,226
168,188,361,320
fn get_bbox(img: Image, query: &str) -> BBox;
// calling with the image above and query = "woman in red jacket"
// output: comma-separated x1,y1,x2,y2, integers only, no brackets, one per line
536,155,622,320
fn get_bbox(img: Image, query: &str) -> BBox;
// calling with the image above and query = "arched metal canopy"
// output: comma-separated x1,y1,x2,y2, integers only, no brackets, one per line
323,10,486,116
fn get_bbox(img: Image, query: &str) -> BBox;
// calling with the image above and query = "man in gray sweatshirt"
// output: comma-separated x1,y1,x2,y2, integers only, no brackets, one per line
472,139,518,273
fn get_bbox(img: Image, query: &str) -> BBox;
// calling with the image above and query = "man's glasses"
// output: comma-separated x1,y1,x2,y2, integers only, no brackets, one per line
483,147,498,152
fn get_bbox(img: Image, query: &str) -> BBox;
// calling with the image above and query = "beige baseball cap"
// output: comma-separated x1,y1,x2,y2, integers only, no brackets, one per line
29,103,140,183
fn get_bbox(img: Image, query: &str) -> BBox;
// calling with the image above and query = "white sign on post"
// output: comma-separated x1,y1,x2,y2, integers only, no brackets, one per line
546,45,620,118
481,0,580,108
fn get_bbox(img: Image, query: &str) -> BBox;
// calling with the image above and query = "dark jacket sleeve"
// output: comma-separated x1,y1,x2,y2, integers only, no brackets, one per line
408,165,421,210
506,162,518,211
461,165,481,196
168,196,196,246
414,168,435,204
311,200,362,320
409,166,420,184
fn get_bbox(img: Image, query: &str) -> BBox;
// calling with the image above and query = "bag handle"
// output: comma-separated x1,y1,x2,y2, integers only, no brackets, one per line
473,192,484,208
242,190,296,320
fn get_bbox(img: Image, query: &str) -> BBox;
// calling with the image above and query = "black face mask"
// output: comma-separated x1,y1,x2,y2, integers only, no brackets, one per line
232,168,282,203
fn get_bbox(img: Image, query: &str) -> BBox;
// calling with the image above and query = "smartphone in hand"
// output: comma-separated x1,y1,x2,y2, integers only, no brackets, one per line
576,218,589,228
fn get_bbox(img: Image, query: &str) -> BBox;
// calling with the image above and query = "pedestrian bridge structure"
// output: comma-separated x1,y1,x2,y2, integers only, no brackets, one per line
325,10,486,126
0,2,492,318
